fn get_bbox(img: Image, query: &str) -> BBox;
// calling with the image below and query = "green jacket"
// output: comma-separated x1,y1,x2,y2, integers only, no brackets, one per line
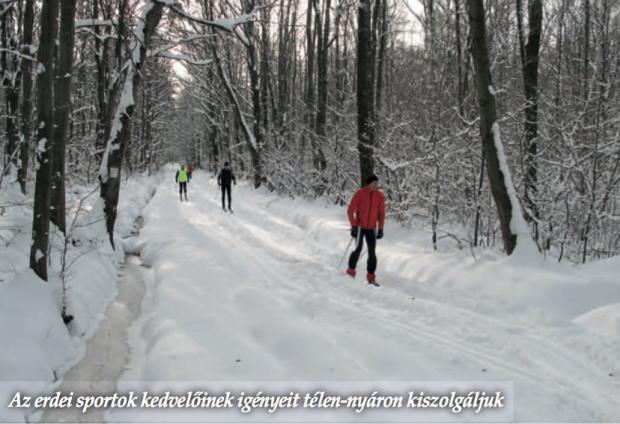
176,168,188,183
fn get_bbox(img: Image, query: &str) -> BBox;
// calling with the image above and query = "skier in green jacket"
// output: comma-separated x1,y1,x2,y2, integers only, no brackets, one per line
176,165,189,201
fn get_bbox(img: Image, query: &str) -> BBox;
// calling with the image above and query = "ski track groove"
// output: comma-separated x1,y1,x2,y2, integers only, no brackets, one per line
151,177,618,420
223,186,619,392
193,184,561,382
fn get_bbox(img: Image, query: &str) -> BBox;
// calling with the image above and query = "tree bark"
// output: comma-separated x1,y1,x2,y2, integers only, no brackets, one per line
30,0,59,280
455,0,464,117
374,0,388,113
243,0,264,188
583,0,590,101
93,0,109,163
50,0,77,235
2,4,20,174
467,0,516,254
315,0,330,173
305,0,316,167
99,0,164,248
17,0,34,194
357,0,376,185
517,0,543,241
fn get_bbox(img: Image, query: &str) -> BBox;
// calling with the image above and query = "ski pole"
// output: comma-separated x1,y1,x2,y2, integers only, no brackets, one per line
337,236,355,270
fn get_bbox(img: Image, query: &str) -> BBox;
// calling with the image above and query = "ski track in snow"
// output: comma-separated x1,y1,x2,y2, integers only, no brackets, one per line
110,172,619,422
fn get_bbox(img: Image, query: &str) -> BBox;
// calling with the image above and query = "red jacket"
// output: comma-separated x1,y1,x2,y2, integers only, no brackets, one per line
347,186,385,230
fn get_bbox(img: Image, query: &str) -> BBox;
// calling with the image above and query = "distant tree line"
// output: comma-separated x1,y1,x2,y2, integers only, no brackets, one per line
0,0,618,275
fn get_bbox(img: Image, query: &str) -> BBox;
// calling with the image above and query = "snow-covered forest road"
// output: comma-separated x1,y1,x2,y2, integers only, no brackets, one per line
104,170,619,422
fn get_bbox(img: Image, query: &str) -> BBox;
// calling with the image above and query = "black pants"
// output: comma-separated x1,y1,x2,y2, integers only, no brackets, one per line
221,184,232,209
179,182,187,198
348,228,377,274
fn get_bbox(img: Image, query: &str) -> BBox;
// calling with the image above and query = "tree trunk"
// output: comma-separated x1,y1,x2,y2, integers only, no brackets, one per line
93,0,109,163
259,6,271,148
583,0,590,101
455,0,464,117
244,0,264,188
99,0,164,248
17,0,34,194
375,0,388,113
357,0,376,185
276,0,292,131
2,4,20,174
467,0,516,254
210,38,261,186
315,0,330,173
305,0,316,167
29,0,59,280
517,0,543,242
50,0,77,235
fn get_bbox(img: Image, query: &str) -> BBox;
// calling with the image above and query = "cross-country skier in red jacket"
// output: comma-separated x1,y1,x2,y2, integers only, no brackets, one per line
345,174,385,286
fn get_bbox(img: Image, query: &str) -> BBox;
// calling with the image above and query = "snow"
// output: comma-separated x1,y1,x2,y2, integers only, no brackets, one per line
1,168,619,422
99,76,134,183
575,303,620,339
0,172,160,422
212,13,254,32
491,122,540,261
34,249,44,262
168,3,252,46
74,19,114,29
0,270,77,422
103,169,617,422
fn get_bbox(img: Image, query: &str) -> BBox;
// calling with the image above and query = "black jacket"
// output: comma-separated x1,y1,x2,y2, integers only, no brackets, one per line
218,167,236,186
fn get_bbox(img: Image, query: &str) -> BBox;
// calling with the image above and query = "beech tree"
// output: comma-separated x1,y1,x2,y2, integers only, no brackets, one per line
29,0,59,280
98,0,165,248
17,0,34,194
357,0,375,185
517,0,543,242
50,0,78,234
467,0,525,255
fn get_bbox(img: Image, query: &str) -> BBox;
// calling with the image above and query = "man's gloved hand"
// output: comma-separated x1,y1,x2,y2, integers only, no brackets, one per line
350,227,358,238
376,229,384,239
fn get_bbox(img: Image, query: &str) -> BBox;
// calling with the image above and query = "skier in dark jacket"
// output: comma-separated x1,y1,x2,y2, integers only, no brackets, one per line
217,162,236,211
345,174,385,286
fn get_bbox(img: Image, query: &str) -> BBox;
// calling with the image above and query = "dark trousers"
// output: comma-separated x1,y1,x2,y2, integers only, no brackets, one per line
221,184,232,209
179,182,187,199
348,228,377,274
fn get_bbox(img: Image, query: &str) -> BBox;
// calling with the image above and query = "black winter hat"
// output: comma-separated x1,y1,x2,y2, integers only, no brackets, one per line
365,174,379,185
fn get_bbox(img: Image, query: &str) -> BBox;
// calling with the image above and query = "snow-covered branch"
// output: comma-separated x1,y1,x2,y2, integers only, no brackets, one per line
167,4,253,46
0,47,35,62
151,51,212,66
75,19,115,29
